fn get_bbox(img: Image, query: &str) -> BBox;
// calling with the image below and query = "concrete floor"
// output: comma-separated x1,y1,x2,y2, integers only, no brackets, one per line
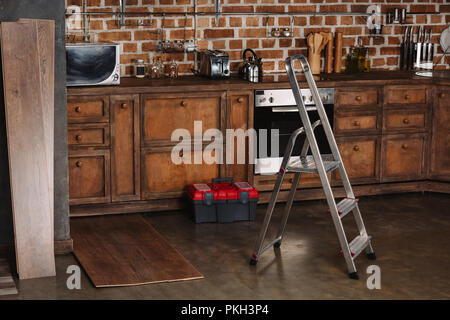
4,192,450,299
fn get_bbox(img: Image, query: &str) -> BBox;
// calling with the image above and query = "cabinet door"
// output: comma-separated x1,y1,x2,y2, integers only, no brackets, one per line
225,91,253,183
334,136,380,185
381,134,426,182
142,92,225,146
141,147,219,199
69,150,110,205
111,95,140,202
430,88,450,181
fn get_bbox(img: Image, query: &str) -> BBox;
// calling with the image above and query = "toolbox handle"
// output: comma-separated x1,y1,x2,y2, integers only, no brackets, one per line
212,177,234,189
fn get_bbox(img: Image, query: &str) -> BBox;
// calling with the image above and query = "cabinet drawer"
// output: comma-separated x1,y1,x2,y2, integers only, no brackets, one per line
253,172,328,192
141,147,219,199
336,89,378,107
334,137,380,184
142,93,223,145
69,150,110,205
384,111,426,131
335,113,378,134
382,134,426,182
68,124,110,147
67,96,109,123
385,86,426,105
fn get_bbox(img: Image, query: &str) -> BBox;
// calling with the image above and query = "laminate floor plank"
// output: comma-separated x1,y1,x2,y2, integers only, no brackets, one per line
71,215,203,287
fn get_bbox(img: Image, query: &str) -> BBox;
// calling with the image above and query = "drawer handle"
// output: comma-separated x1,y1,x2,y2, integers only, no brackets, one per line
121,103,128,109
353,120,361,126
237,97,244,103
75,161,83,168
75,135,82,142
355,96,362,101
439,93,446,98
401,144,408,150
405,94,410,100
403,118,410,124
75,106,81,113
180,101,188,107
353,145,360,152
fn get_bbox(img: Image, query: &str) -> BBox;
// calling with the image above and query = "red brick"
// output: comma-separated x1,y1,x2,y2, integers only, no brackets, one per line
335,27,363,35
229,17,242,27
320,5,347,12
222,6,254,13
386,57,399,66
246,17,260,27
229,40,243,50
325,16,337,25
371,58,385,67
279,38,292,48
256,6,285,13
278,17,291,26
246,39,259,48
213,40,226,50
134,30,160,41
341,16,353,25
410,5,437,13
255,50,284,59
288,5,316,12
294,17,307,26
123,43,137,52
239,28,266,38
380,47,400,55
262,39,276,48
310,16,323,25
142,42,156,52
204,29,234,39
98,31,131,42
120,54,149,64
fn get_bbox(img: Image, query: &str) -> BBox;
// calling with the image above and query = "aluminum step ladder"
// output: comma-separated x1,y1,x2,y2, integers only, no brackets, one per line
249,54,376,280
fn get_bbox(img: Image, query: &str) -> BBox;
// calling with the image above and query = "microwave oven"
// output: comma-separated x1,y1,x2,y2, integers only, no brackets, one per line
66,43,120,86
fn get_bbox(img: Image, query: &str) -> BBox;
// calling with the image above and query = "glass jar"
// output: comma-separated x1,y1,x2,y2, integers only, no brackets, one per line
168,60,178,78
150,57,164,79
135,59,146,78
271,28,281,37
281,28,292,37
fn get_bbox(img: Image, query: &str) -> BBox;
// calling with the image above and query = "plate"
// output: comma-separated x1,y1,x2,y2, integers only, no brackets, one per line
440,25,450,53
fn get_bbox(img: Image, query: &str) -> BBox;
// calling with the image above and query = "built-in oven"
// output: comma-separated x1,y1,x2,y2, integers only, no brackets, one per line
254,88,334,175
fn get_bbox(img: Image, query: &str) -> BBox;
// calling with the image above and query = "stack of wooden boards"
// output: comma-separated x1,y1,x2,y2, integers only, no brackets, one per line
0,19,55,279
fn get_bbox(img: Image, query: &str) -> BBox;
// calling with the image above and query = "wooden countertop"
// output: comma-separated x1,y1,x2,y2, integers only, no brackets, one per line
67,70,450,95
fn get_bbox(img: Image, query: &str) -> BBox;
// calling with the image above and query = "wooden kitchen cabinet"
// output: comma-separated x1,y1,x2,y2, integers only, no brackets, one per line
225,91,254,183
335,136,380,185
141,147,219,199
429,87,450,181
334,110,380,136
381,134,427,182
69,149,110,205
141,92,226,147
110,95,140,202
385,85,427,106
68,123,110,148
67,95,109,123
335,88,379,108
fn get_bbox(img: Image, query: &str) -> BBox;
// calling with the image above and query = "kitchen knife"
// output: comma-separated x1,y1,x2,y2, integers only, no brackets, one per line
415,26,422,69
427,29,434,69
408,26,414,70
400,26,408,70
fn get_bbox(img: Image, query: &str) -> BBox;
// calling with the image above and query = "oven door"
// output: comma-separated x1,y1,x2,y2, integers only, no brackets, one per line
254,105,333,175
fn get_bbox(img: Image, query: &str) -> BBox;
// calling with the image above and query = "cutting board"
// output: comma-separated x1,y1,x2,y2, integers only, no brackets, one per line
0,19,55,279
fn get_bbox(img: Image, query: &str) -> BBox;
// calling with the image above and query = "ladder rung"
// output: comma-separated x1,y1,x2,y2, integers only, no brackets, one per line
339,235,371,260
286,155,340,174
326,198,359,219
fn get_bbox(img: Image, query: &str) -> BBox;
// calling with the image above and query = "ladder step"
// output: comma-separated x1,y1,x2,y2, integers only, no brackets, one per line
339,235,371,260
326,198,358,219
286,155,340,174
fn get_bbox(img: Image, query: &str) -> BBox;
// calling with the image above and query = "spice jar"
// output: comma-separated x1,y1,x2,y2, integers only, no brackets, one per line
271,28,281,37
135,59,146,78
281,28,292,37
168,60,178,78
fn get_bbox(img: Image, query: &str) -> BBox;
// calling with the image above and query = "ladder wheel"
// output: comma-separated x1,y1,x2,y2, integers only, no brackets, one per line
367,252,377,260
348,272,359,280
273,241,281,248
249,258,258,266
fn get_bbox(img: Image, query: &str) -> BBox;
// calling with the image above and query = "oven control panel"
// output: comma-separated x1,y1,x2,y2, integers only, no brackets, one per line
255,88,334,107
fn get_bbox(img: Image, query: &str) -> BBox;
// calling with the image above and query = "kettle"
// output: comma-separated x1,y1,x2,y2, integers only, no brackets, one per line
239,49,263,83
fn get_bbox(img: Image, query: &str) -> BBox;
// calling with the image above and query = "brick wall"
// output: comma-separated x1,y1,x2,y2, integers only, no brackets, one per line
65,0,450,76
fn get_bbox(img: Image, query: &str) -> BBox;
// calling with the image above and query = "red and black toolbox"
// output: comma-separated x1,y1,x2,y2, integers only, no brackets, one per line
187,178,259,223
